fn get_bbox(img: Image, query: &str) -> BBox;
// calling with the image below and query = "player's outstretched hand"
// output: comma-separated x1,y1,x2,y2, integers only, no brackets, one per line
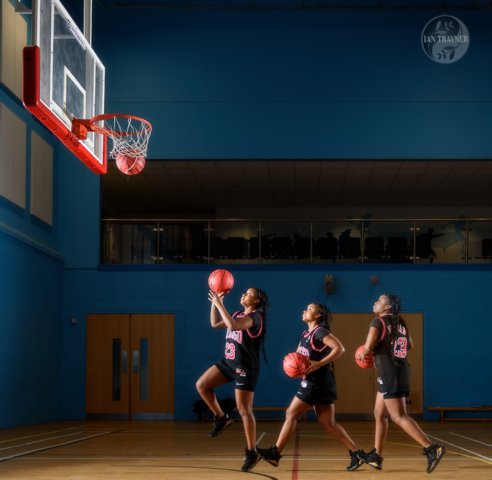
208,290,224,306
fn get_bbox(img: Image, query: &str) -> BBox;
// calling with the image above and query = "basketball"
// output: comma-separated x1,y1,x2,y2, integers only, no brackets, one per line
208,269,234,295
355,345,374,369
282,352,310,378
115,153,145,175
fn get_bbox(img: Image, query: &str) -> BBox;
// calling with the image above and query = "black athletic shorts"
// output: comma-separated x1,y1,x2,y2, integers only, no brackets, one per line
215,359,259,392
375,357,410,399
295,378,337,406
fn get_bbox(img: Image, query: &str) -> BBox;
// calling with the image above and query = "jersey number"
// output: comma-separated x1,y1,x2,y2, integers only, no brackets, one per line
225,342,236,360
393,337,408,358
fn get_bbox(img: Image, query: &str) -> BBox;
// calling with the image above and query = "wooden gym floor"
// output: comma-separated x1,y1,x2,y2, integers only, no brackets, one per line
0,420,490,479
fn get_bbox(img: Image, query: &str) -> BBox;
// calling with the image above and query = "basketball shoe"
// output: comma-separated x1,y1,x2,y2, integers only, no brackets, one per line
256,445,282,467
346,449,367,471
364,448,383,470
241,447,260,472
423,443,446,473
208,413,233,438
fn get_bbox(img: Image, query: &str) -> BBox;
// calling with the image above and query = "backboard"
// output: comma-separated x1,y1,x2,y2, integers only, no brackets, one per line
23,0,106,173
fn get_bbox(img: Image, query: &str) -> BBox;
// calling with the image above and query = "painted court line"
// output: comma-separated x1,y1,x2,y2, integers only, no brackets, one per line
429,434,492,463
0,432,84,452
291,428,301,480
0,425,86,445
0,431,114,463
19,455,467,462
448,431,492,448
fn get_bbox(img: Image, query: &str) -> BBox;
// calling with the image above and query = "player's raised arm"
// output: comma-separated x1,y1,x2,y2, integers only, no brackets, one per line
209,291,227,328
209,290,254,330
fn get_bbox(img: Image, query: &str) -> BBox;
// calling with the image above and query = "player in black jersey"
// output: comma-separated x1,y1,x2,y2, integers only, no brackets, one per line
357,294,445,473
257,303,367,472
196,287,269,472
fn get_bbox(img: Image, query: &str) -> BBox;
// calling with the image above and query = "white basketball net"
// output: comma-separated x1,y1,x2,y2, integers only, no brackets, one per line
101,116,152,159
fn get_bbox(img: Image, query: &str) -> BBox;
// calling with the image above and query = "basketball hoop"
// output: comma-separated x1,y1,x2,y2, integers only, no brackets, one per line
72,113,152,161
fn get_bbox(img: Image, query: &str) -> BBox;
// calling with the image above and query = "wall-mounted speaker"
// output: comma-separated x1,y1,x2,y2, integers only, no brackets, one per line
324,273,335,294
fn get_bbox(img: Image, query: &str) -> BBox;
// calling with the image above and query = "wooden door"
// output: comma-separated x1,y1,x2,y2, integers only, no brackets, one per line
332,314,375,416
86,314,130,416
332,313,423,417
86,313,174,419
130,314,174,419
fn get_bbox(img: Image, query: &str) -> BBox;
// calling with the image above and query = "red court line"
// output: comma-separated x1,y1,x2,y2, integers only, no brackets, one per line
291,428,301,480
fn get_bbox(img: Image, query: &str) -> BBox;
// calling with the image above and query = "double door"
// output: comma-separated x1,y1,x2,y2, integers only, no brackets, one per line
86,313,174,419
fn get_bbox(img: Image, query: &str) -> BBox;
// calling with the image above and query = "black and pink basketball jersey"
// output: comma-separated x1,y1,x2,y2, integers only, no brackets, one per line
223,310,264,371
296,325,333,382
372,314,410,360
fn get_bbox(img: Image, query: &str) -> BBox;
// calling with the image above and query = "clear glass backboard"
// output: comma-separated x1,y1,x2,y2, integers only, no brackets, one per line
23,0,106,173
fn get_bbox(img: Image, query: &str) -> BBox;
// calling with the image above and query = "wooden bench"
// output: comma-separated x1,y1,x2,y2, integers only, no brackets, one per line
254,407,286,420
195,406,289,421
428,405,492,422
254,406,310,421
194,402,305,422
254,406,285,413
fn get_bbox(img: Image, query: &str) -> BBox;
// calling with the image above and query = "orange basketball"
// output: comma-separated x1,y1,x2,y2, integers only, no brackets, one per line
115,153,145,175
355,345,374,369
208,269,234,294
283,352,310,378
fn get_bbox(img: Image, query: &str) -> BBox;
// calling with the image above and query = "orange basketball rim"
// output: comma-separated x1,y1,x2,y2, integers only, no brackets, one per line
72,114,152,169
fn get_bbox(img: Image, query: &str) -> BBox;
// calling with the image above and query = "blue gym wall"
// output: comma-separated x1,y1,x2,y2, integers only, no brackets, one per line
1,3,492,428
61,265,492,421
93,6,492,159
0,84,101,427
0,87,62,427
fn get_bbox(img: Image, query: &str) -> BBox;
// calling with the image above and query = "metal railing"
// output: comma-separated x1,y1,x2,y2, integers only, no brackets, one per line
101,218,492,265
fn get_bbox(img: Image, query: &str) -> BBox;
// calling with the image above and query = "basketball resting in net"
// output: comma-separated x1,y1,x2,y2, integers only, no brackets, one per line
72,114,152,175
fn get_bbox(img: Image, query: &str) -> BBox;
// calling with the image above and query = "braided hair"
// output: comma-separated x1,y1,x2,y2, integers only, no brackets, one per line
252,287,269,313
382,293,409,342
252,287,269,362
313,303,332,331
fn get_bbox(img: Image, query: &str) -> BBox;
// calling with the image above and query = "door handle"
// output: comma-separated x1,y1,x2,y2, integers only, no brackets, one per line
132,350,139,373
122,350,128,374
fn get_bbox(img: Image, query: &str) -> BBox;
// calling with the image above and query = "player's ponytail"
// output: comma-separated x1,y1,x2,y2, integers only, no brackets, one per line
383,294,403,343
253,288,269,362
254,288,269,313
314,303,332,331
